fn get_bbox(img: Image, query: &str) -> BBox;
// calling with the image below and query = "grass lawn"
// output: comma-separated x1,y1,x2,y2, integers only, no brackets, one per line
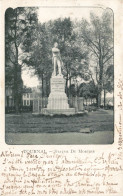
5,109,114,133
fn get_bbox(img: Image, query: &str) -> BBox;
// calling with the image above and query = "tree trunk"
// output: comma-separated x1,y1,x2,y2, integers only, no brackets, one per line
41,74,44,109
13,64,19,114
104,89,106,109
65,77,69,96
14,55,19,113
65,67,69,96
69,77,71,98
98,54,103,108
41,74,44,98
46,78,50,97
14,63,23,113
86,99,87,106
14,9,20,113
97,93,101,107
96,95,98,107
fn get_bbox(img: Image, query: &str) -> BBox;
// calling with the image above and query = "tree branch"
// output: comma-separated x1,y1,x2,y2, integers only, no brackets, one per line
81,34,99,51
89,44,99,57
103,54,113,65
10,28,15,38
98,32,102,55
95,66,99,84
9,47,16,59
7,56,15,65
103,47,113,59
88,70,96,86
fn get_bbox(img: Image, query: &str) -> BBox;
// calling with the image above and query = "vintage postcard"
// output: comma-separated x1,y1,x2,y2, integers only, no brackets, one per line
0,0,123,195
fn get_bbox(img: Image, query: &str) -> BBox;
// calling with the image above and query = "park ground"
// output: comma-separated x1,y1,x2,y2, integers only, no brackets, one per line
5,109,114,145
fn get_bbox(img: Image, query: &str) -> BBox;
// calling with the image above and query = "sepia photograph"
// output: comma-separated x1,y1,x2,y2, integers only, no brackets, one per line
5,6,114,145
1,1,123,195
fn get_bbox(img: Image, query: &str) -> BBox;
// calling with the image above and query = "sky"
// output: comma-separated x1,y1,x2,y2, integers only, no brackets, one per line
22,67,40,88
22,7,105,88
37,7,104,23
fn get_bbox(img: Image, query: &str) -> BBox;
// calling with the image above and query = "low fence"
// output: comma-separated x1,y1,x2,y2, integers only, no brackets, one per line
33,97,89,113
5,106,33,114
33,97,94,108
6,97,114,114
5,97,97,114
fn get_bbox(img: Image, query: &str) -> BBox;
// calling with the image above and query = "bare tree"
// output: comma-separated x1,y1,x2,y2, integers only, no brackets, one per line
78,10,113,107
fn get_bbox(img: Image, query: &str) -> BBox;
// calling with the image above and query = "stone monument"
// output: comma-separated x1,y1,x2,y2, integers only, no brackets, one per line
42,42,75,115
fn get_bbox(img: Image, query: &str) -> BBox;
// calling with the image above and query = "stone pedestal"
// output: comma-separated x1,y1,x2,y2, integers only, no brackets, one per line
42,75,75,115
78,97,84,111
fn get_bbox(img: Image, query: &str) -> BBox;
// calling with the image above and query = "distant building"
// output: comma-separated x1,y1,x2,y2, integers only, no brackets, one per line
22,85,42,106
23,91,33,106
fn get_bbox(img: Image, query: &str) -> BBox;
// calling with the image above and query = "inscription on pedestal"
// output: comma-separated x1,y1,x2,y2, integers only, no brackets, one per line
51,77,65,92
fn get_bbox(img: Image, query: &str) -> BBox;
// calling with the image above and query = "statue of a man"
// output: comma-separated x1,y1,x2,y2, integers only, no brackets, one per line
52,42,63,76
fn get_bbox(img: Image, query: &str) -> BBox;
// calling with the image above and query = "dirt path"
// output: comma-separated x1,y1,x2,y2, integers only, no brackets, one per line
6,131,114,145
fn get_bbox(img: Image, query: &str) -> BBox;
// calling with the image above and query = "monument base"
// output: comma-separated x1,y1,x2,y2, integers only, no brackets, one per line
45,75,74,115
47,92,69,109
42,108,75,115
32,74,76,115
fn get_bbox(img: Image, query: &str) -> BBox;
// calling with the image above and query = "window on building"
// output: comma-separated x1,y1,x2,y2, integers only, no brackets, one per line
24,100,26,106
27,94,29,98
30,100,33,106
30,94,33,98
27,100,29,106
